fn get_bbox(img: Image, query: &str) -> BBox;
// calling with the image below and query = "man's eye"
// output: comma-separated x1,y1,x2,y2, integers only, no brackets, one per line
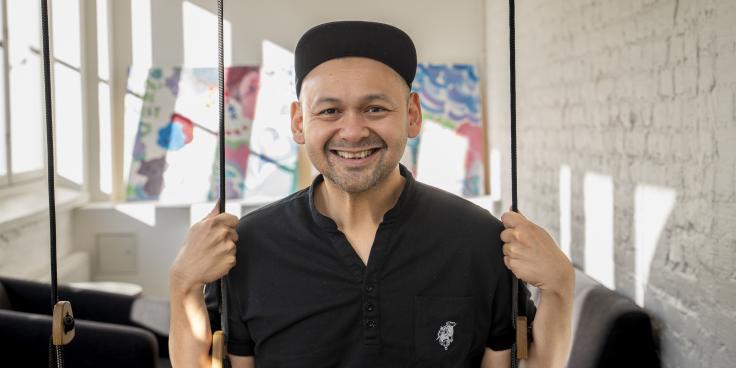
366,106,387,113
319,108,339,115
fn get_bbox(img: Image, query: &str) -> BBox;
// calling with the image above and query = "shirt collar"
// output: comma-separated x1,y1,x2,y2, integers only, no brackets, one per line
308,164,416,231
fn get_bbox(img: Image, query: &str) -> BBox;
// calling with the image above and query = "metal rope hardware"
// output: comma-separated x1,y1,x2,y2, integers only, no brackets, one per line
41,0,76,367
211,0,229,367
509,0,530,366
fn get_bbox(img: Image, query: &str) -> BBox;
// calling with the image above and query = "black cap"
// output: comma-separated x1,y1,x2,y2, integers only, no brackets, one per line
294,21,417,98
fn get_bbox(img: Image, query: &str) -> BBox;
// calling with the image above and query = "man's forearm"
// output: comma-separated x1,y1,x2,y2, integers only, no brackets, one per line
169,282,213,368
523,288,574,368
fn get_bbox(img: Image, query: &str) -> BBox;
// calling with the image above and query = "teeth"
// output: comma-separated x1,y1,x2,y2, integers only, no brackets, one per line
336,149,374,159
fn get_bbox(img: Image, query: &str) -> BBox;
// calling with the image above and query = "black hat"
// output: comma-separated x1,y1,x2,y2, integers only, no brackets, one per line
294,21,417,98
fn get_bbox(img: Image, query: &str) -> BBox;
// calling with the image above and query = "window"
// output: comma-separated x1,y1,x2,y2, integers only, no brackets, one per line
52,0,84,185
6,0,45,184
0,0,86,189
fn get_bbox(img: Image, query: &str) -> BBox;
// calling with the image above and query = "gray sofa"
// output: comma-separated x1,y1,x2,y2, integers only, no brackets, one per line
565,269,660,367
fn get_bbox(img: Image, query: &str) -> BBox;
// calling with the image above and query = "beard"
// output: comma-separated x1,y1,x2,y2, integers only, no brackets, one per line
317,133,404,194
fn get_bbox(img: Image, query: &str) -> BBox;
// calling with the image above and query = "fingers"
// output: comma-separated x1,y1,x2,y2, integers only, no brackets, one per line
500,228,516,243
213,213,239,228
501,211,526,228
226,228,239,242
502,242,526,258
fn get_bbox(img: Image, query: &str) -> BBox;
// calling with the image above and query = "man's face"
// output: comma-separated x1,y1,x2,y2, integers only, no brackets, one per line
291,57,421,193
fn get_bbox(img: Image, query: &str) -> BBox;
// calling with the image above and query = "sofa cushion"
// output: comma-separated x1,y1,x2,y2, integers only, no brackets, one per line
567,270,660,367
0,282,11,310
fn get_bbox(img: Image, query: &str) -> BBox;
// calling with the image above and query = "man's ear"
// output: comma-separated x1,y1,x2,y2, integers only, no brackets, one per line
407,92,422,138
290,101,305,145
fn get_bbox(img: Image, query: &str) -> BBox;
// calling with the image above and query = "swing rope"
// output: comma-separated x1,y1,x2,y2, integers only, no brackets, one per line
41,0,75,367
212,0,230,367
509,0,529,366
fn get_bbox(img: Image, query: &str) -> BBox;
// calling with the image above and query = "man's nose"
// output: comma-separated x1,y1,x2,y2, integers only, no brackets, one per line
337,111,369,142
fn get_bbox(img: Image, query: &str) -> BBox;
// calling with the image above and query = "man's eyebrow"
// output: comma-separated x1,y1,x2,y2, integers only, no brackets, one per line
360,94,395,104
313,96,341,106
311,94,395,107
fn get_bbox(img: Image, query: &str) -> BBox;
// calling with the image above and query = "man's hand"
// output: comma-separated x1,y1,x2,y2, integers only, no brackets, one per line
170,201,239,293
500,210,574,296
490,210,575,368
168,202,240,368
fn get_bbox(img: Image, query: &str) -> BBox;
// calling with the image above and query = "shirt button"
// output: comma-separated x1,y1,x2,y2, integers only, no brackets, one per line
365,303,375,312
365,320,377,328
365,285,375,293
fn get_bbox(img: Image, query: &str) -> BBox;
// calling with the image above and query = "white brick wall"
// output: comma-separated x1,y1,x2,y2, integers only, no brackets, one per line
485,0,736,367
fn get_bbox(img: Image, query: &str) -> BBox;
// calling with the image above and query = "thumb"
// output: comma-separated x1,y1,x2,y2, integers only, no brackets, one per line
208,198,222,217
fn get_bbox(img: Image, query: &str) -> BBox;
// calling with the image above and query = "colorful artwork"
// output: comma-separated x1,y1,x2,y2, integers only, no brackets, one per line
126,66,259,203
244,41,299,198
407,64,484,196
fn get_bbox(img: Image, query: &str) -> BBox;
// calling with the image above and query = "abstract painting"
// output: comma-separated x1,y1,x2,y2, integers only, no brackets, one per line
406,63,484,196
126,66,259,202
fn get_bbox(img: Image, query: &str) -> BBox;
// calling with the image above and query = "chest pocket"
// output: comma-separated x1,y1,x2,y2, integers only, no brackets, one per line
414,296,476,366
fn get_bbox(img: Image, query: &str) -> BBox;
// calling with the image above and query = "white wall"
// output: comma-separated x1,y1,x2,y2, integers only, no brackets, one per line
149,0,485,66
484,0,736,366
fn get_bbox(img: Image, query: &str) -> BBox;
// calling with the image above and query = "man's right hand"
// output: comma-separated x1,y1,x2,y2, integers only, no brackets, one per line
170,201,239,293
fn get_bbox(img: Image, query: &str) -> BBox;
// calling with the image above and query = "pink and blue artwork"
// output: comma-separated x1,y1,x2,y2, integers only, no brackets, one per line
407,63,484,196
126,66,259,203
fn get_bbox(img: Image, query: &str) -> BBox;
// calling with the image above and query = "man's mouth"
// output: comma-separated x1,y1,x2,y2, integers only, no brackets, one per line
330,148,380,160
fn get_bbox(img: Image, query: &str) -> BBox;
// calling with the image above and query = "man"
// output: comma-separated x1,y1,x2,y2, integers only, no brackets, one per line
169,21,574,368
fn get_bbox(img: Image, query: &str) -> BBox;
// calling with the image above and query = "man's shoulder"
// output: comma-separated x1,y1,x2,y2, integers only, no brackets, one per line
236,188,310,229
412,181,502,229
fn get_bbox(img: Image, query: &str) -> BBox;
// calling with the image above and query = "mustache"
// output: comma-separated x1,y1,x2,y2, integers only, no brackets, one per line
325,136,386,151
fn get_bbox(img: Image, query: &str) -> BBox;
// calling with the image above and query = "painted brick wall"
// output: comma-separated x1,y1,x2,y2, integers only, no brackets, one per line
485,0,735,367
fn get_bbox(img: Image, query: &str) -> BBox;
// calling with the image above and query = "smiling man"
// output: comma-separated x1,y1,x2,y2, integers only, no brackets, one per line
169,21,574,368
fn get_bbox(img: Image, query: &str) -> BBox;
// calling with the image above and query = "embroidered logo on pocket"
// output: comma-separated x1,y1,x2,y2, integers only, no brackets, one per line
436,321,456,350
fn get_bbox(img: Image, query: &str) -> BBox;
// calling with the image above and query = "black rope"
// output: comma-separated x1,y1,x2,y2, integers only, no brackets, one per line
508,0,527,367
41,0,63,367
216,0,230,367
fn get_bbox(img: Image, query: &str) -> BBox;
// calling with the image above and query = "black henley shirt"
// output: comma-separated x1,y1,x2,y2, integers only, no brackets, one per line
205,164,533,367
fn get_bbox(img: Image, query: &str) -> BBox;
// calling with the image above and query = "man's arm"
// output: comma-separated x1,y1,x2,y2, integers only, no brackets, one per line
168,281,213,368
168,281,256,368
482,211,575,368
168,202,249,368
481,287,573,368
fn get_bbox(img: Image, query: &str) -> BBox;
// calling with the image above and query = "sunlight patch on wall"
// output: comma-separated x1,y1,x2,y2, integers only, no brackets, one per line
490,149,502,202
584,172,615,289
559,165,571,257
416,120,468,195
634,184,676,306
182,1,232,67
114,203,156,227
189,202,242,226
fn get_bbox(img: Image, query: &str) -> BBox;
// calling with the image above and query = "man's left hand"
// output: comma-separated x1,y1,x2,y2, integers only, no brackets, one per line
500,211,574,296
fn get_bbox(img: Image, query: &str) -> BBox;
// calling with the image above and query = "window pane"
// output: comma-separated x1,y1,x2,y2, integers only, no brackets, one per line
0,46,6,178
0,3,5,178
55,62,83,184
9,56,43,175
7,0,39,57
123,93,143,181
131,0,152,68
99,82,111,194
96,0,109,80
52,0,81,68
8,0,44,175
